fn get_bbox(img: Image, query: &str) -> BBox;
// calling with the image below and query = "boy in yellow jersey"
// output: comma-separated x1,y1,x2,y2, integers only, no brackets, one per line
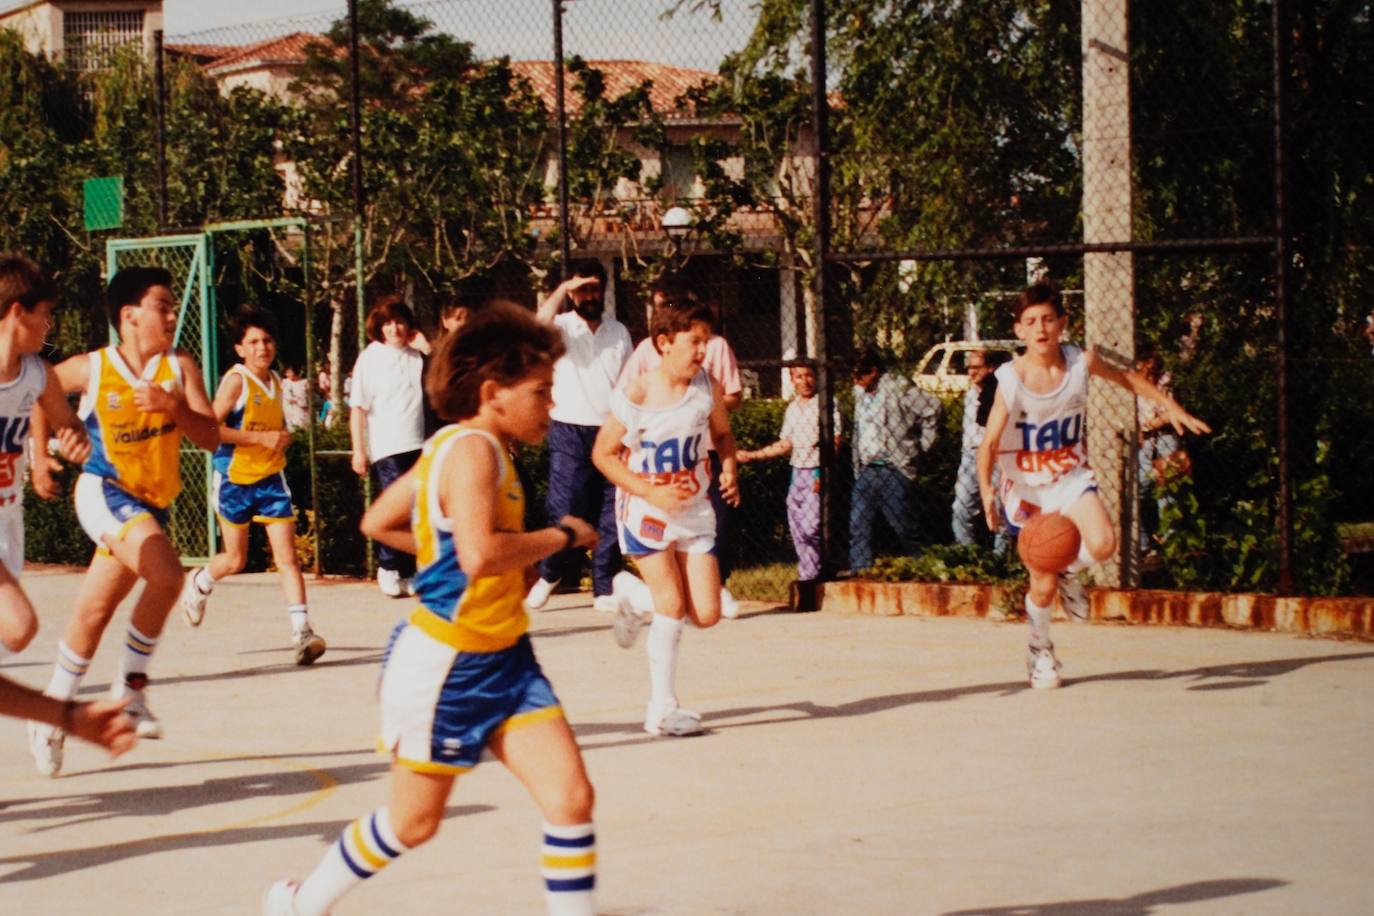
179,309,325,665
28,266,219,777
263,301,599,916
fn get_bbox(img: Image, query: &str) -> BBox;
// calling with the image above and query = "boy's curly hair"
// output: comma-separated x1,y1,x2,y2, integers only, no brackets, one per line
426,300,565,422
649,299,715,354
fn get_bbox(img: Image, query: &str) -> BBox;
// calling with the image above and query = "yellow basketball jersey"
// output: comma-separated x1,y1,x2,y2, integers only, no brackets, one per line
408,425,528,652
213,366,286,484
79,346,184,508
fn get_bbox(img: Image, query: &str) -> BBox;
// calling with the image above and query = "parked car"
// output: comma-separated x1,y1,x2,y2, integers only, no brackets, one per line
912,339,1023,395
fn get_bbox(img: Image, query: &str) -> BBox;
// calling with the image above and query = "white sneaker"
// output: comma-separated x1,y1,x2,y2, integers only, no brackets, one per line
645,702,703,736
612,593,644,649
591,594,619,613
525,577,558,610
1027,643,1063,690
28,720,64,778
719,586,740,619
181,569,210,627
122,688,164,739
260,879,301,916
1058,571,1089,621
377,568,403,598
292,624,327,666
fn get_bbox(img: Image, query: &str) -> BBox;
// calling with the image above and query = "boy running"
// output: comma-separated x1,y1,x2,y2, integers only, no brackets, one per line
977,283,1210,688
179,308,325,665
263,301,598,916
29,266,219,776
592,299,740,737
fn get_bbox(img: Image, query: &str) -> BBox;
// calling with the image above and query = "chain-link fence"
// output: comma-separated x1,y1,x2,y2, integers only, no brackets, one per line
5,1,1369,598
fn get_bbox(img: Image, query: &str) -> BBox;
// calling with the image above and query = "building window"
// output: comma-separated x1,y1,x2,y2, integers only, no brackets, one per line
64,10,145,74
662,146,700,200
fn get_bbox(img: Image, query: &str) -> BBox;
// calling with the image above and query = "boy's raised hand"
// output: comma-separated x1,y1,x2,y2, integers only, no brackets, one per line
1165,402,1212,437
54,424,91,465
132,379,180,413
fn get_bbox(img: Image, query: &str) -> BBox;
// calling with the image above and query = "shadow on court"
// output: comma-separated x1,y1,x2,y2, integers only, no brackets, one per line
942,877,1288,915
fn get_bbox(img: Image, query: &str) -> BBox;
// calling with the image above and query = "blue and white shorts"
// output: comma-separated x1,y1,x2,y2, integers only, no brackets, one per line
213,470,294,528
74,473,169,547
615,490,716,558
378,626,562,774
1000,467,1098,536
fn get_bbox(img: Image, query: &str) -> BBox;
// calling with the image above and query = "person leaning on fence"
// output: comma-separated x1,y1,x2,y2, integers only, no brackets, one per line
951,349,1010,554
178,308,326,667
349,295,427,598
847,347,942,574
28,266,221,776
736,365,836,610
524,259,632,614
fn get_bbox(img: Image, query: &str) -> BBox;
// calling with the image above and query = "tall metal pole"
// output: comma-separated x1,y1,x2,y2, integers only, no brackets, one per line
153,29,168,232
810,0,836,583
552,0,571,278
348,0,374,575
1272,0,1292,594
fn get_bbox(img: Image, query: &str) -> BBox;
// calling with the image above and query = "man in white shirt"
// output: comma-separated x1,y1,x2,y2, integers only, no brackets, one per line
526,260,633,612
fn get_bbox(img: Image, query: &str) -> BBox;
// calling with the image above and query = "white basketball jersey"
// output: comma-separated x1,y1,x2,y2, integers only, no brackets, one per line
0,355,46,511
994,345,1089,491
611,368,716,545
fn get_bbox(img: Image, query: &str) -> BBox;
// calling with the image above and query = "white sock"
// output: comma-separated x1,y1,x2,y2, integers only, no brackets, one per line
46,641,91,700
541,821,596,916
194,567,216,594
646,614,685,711
613,571,655,618
1066,542,1095,574
114,625,157,696
294,807,409,916
1025,595,1053,648
287,604,308,635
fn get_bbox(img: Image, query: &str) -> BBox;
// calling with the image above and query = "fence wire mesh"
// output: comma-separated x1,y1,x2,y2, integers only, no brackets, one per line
4,1,1369,597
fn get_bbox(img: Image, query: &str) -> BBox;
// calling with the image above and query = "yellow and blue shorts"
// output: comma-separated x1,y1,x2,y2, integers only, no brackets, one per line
378,626,562,774
74,472,169,547
212,470,294,527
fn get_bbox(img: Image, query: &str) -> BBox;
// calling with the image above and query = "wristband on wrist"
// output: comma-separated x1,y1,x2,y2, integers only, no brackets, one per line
555,522,577,550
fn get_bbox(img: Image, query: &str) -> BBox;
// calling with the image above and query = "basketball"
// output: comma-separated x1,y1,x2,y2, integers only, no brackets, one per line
1017,512,1081,573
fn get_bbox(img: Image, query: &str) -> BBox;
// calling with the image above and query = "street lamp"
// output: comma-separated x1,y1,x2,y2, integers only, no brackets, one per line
661,205,693,257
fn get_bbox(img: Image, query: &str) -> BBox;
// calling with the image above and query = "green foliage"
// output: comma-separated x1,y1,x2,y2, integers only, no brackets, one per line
867,544,1026,589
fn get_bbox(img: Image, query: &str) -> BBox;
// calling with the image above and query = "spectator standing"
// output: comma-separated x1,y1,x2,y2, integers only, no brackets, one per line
951,350,1000,548
281,365,309,431
849,348,941,574
525,260,633,613
349,296,427,597
615,279,744,617
1135,347,1184,554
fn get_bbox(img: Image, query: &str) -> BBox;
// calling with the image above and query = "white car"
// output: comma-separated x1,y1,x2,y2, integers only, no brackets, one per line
912,340,1022,395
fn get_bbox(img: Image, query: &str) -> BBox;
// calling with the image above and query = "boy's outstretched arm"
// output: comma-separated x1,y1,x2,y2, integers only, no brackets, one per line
1084,349,1212,437
0,676,136,757
29,354,93,499
977,390,1010,532
708,378,740,506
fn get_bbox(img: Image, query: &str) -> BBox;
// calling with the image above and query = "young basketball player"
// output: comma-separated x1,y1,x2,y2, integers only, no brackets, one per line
28,266,220,776
179,308,325,665
591,299,739,737
0,255,91,662
977,283,1210,688
262,301,598,916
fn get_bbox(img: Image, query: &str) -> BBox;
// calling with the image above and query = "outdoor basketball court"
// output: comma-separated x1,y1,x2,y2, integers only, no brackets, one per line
2,568,1372,914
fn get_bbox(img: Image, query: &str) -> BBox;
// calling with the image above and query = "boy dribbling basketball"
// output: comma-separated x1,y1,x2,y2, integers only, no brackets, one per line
977,284,1210,688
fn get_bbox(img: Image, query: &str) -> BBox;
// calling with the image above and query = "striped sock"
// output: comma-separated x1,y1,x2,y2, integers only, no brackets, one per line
46,641,91,701
287,604,308,635
293,808,408,916
541,821,596,916
115,625,157,696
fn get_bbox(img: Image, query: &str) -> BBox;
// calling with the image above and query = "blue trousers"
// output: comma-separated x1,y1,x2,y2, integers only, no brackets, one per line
537,421,622,596
372,450,420,576
849,463,917,571
708,450,736,581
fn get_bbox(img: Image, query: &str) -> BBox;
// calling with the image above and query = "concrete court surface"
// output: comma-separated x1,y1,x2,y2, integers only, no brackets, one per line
1,568,1372,916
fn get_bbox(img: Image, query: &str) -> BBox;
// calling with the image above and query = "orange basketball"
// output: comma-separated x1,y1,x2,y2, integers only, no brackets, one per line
1017,512,1081,573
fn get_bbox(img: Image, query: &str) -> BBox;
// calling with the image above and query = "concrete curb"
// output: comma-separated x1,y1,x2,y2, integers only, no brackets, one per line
818,580,1374,639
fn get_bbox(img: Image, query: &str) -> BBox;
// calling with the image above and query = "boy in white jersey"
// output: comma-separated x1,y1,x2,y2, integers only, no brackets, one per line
179,308,325,665
977,284,1210,688
592,299,739,736
0,255,92,659
28,266,220,776
263,301,599,916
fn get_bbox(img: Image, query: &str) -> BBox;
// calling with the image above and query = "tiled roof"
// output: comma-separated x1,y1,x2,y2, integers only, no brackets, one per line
165,43,239,62
509,59,721,120
203,31,323,74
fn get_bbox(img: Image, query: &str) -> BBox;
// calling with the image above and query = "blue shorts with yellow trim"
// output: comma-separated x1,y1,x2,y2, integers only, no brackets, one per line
212,470,294,527
74,473,170,547
378,626,561,773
